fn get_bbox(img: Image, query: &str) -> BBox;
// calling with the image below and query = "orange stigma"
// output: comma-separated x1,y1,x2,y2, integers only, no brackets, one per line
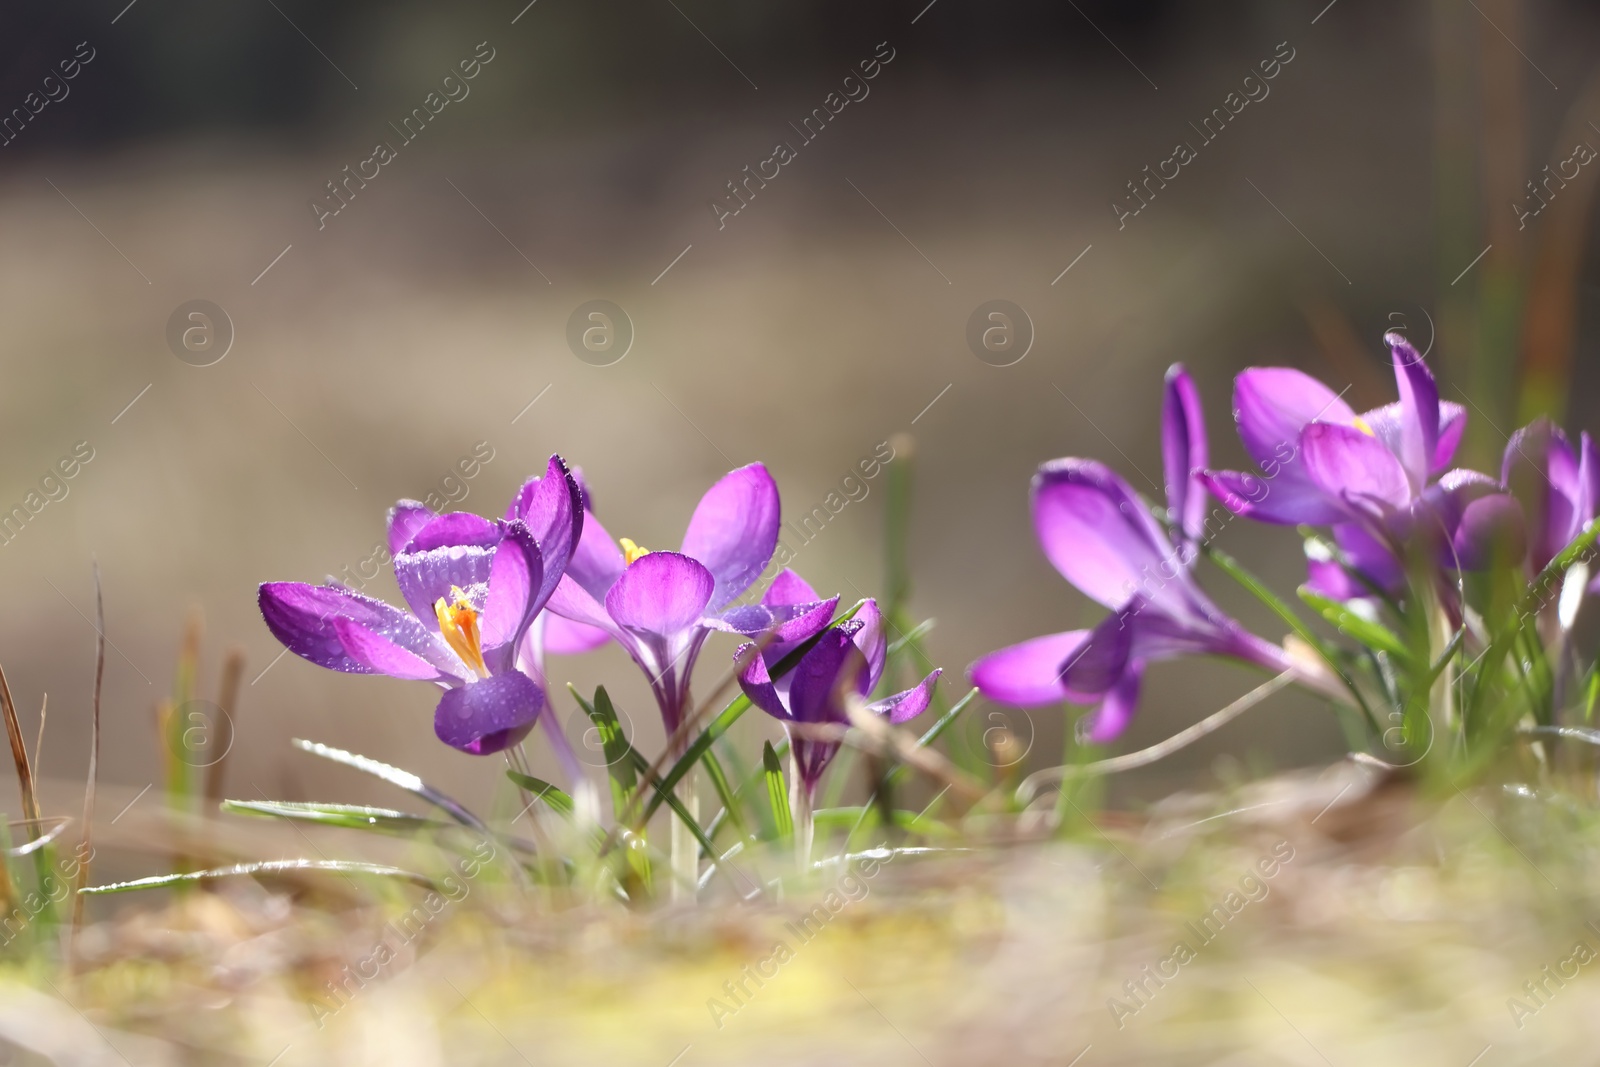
434,586,489,677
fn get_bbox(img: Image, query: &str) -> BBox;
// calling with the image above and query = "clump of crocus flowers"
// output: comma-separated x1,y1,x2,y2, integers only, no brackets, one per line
260,455,940,885
258,330,1599,895
972,332,1600,775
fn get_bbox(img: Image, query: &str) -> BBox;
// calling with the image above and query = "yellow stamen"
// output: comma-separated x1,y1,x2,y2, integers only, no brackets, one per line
1351,415,1376,437
434,585,489,677
620,537,652,566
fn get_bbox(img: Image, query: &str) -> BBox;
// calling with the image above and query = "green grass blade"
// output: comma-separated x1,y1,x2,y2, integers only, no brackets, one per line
570,685,637,819
503,773,576,819
762,742,792,841
292,739,490,833
698,747,748,838
80,859,434,895
1297,587,1412,660
221,800,441,833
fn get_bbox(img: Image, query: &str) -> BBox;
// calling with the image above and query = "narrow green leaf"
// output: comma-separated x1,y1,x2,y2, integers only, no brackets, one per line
813,805,948,836
503,772,576,819
292,739,489,833
590,687,637,790
80,859,433,895
762,742,792,841
813,806,880,834
1297,587,1412,660
568,685,637,822
221,800,440,833
1207,546,1379,727
1465,521,1600,730
1209,547,1330,658
698,747,748,838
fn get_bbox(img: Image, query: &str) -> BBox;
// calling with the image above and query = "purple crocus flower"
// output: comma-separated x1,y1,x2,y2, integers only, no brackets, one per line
1201,333,1517,599
734,578,940,799
520,463,834,742
259,456,583,755
1502,418,1598,578
969,366,1300,742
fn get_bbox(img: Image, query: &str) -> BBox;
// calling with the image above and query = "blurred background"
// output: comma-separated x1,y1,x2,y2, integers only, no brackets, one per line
2,0,1599,830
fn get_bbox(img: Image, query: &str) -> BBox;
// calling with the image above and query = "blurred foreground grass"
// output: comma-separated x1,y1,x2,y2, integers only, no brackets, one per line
12,763,1600,1066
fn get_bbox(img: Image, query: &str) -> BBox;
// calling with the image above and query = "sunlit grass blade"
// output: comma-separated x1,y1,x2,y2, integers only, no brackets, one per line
4,817,73,858
1298,587,1412,660
503,773,576,820
762,742,792,841
221,800,444,833
79,859,434,895
292,739,490,833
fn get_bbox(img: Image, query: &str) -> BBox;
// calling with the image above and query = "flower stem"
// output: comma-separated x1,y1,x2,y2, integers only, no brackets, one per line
789,753,814,870
670,766,699,901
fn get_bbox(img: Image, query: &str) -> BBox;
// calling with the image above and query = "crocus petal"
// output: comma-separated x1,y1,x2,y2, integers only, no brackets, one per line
786,627,868,725
507,455,585,611
404,512,502,553
764,568,821,609
849,599,888,695
1452,493,1527,571
1579,431,1598,532
387,500,436,555
715,569,835,663
1361,400,1466,477
1032,459,1189,614
433,671,544,755
1385,331,1440,491
392,514,503,625
1435,402,1467,474
869,669,942,725
679,463,781,611
1304,555,1363,601
1162,363,1209,543
259,582,462,679
546,504,628,634
1331,521,1404,593
969,630,1096,706
1200,468,1349,526
1081,664,1143,743
1301,422,1413,515
734,641,791,721
1234,367,1356,473
1504,419,1580,571
542,614,613,655
708,596,840,663
604,551,715,639
1056,610,1133,697
332,616,442,681
479,521,544,653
